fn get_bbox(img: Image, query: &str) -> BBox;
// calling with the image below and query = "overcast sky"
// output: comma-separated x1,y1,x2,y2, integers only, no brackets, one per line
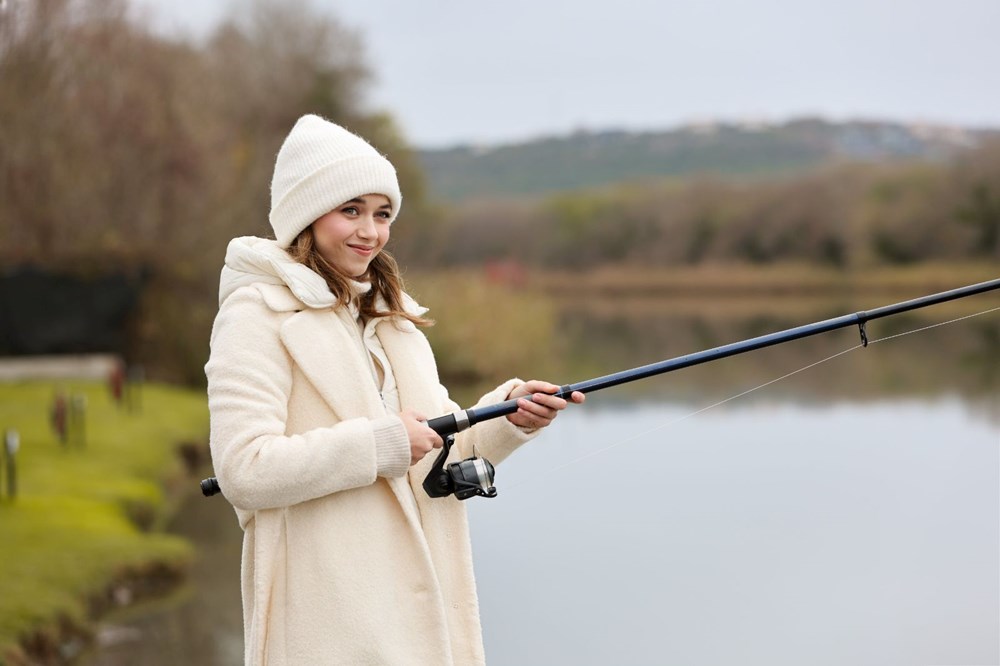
132,0,1000,149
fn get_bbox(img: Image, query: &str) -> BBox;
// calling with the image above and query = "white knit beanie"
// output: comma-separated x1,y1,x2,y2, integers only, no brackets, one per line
269,115,402,248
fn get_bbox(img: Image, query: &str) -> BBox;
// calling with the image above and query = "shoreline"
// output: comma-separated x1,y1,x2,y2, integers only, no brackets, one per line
0,383,209,666
6,561,190,666
3,451,208,666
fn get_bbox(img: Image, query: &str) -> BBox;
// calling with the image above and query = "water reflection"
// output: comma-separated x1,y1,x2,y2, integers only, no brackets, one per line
549,294,1000,407
83,295,999,665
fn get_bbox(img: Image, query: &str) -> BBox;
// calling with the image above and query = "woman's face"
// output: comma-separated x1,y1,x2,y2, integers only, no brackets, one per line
311,194,392,277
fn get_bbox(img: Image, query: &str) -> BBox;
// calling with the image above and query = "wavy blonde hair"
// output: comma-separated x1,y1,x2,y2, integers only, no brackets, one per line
288,228,433,328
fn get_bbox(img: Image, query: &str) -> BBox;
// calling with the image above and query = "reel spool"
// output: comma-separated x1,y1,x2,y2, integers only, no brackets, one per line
422,435,497,500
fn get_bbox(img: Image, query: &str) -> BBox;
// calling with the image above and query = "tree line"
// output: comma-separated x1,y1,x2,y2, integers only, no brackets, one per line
442,146,1000,270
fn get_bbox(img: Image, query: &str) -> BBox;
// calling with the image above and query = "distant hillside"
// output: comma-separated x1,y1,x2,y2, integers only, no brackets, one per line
418,118,996,201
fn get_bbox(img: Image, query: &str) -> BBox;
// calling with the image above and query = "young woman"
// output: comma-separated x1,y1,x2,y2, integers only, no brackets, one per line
205,114,583,665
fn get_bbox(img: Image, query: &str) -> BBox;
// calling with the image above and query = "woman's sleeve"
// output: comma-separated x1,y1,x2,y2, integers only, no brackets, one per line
205,287,409,511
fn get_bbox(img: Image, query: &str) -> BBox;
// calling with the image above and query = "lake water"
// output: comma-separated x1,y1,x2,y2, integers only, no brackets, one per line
472,400,998,666
84,295,999,665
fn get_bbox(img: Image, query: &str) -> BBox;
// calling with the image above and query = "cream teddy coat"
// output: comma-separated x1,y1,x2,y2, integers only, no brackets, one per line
206,238,537,665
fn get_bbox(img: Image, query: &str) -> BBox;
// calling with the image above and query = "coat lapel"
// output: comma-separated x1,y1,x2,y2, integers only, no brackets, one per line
376,318,439,416
280,308,384,423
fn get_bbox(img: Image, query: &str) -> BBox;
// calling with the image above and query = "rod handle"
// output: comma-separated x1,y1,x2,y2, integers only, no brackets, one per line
426,414,458,437
201,477,221,496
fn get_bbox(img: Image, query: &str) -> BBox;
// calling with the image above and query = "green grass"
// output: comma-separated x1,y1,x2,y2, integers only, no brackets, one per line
0,381,208,661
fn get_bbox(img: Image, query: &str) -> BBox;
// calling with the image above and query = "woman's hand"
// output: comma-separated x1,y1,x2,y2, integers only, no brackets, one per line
505,380,585,430
399,408,444,465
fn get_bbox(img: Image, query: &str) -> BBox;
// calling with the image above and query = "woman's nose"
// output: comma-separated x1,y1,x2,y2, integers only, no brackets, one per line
356,215,377,238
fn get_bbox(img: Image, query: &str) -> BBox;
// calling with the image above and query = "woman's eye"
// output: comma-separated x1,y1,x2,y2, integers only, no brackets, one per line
376,211,392,219
341,206,359,215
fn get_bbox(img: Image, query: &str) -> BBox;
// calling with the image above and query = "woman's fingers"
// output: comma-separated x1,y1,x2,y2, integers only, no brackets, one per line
506,385,584,429
400,409,444,464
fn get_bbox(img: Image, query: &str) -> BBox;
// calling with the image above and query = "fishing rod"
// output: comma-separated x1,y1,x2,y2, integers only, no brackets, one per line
200,276,1000,501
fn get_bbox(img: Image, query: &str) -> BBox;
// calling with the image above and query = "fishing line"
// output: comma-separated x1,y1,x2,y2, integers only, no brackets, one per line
506,304,1000,493
866,304,1000,345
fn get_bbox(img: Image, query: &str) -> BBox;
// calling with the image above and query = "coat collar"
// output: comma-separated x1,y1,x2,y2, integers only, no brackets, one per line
279,302,439,417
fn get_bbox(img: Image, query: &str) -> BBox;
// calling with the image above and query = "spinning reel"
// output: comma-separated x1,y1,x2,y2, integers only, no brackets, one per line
422,434,497,500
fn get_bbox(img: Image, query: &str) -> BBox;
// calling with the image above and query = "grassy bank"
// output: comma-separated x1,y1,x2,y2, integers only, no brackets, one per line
0,381,208,664
409,272,563,402
532,261,999,297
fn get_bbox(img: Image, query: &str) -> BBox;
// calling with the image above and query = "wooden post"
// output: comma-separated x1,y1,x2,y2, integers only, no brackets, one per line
4,429,19,500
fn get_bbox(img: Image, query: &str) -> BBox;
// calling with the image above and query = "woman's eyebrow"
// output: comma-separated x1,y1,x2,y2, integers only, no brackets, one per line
346,196,391,210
